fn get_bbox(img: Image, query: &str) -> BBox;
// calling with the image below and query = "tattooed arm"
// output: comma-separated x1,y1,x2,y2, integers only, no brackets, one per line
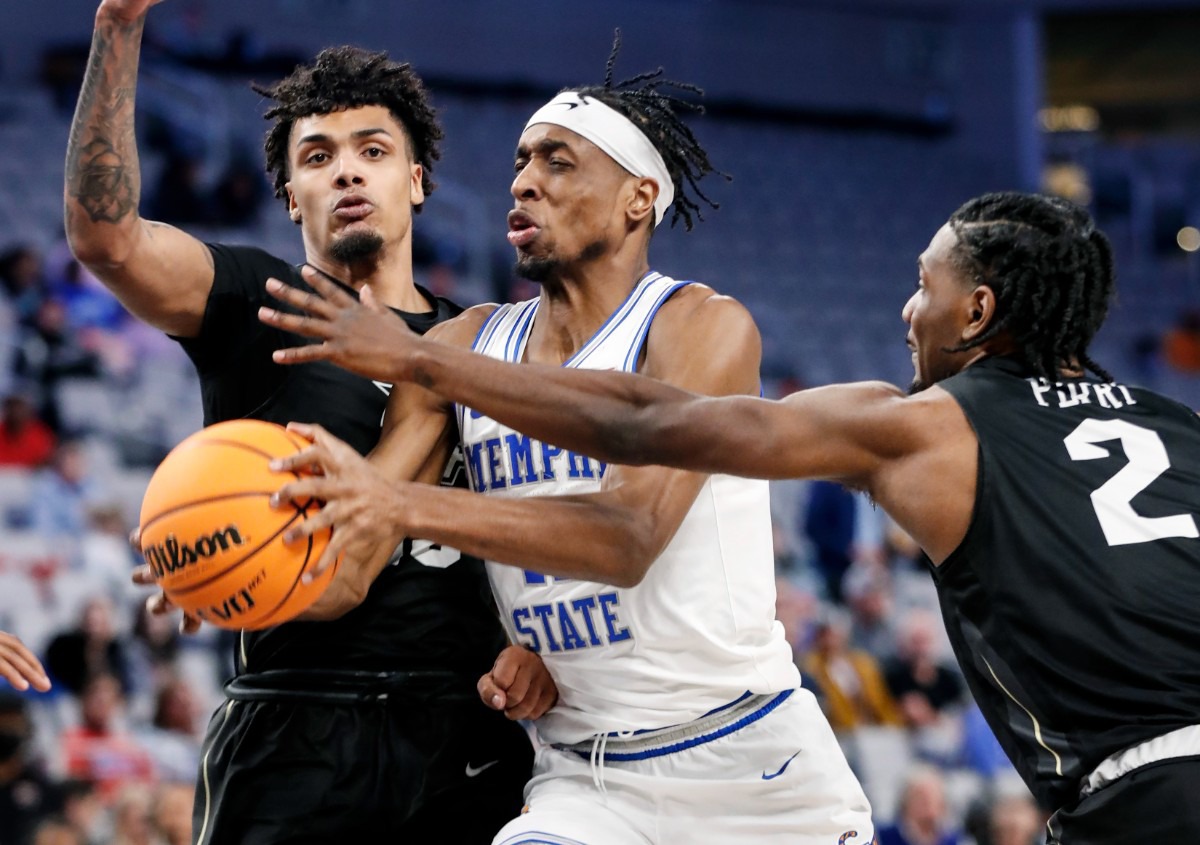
64,0,215,338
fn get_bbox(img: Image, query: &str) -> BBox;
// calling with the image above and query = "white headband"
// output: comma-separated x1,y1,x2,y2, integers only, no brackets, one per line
524,91,674,226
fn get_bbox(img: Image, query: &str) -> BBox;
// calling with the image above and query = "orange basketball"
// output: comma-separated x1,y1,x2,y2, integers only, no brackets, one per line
138,419,338,630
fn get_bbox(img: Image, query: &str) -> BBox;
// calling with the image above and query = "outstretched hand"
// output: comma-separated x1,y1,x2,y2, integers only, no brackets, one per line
98,0,167,24
478,644,559,721
269,422,408,581
259,266,420,383
0,631,50,692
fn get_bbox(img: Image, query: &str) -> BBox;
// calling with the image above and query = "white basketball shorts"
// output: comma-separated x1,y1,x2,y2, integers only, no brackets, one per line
492,687,874,845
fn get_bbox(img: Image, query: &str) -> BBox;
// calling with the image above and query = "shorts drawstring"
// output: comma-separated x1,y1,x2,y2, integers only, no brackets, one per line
589,731,609,794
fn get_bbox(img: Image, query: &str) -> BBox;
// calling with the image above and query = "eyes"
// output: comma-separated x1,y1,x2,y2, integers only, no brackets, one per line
302,146,387,166
512,156,573,175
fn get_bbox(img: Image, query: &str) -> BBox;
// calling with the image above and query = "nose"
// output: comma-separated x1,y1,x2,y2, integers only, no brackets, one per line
332,155,365,189
511,164,541,202
901,291,917,324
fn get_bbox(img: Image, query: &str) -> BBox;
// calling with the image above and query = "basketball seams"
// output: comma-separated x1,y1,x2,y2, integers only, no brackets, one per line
142,492,280,534
250,530,333,630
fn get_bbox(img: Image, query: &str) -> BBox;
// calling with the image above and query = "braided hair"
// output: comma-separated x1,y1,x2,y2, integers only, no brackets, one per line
947,191,1115,381
252,46,443,212
569,30,726,231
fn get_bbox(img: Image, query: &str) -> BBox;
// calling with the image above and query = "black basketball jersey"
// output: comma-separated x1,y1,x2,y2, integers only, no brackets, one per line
174,243,506,678
937,356,1200,810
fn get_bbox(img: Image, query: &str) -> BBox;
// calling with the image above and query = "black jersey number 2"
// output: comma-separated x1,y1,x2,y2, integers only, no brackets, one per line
1063,418,1199,546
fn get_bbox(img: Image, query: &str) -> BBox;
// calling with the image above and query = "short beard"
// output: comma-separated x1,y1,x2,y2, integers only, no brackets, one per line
514,238,608,284
330,230,385,264
908,378,928,396
514,256,559,283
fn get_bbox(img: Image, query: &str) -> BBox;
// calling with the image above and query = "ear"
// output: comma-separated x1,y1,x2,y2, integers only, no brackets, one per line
626,177,658,227
962,285,998,341
286,185,301,224
410,163,425,208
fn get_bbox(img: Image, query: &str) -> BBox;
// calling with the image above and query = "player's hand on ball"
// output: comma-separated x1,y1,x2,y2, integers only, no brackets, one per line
259,266,420,383
270,422,407,579
0,631,51,692
478,645,559,721
129,527,203,635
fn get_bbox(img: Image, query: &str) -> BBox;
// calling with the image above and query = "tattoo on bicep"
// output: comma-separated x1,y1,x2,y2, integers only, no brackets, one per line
65,19,144,225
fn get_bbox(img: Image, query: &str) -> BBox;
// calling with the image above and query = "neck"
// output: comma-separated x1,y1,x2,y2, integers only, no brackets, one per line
305,238,431,313
527,247,651,365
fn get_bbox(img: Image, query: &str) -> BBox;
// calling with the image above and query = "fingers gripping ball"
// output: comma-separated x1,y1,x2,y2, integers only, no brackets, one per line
138,420,338,630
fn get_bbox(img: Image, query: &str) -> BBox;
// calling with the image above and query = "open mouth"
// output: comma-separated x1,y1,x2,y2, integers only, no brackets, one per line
507,209,541,248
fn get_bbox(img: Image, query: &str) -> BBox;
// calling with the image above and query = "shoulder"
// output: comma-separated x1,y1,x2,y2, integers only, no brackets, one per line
643,282,762,394
425,302,502,347
207,243,297,298
648,283,761,358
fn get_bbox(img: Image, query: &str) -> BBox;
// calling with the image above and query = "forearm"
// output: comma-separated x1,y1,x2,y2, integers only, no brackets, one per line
409,343,699,468
64,7,147,265
398,483,656,588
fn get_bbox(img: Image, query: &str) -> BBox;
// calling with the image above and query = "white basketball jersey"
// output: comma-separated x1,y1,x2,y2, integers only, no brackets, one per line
458,272,800,744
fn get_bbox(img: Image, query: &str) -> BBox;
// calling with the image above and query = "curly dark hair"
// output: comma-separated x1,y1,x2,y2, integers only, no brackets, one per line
251,46,443,213
568,30,726,231
947,191,1115,381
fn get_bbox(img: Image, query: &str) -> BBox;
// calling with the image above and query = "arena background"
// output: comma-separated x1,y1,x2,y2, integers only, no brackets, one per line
1,1,1199,843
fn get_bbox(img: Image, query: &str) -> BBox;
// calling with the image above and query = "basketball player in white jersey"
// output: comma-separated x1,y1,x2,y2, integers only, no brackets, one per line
259,43,873,845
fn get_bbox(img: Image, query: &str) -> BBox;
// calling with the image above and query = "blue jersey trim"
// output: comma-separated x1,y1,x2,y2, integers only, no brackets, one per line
573,689,793,763
506,299,539,363
567,271,662,369
622,281,690,372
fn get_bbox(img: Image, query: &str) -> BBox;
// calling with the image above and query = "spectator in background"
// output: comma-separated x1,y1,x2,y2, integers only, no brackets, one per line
45,597,132,696
801,606,902,733
0,693,65,845
59,779,105,845
0,245,47,326
45,259,126,337
31,818,85,845
211,152,267,228
150,781,193,845
876,765,960,845
146,153,216,227
803,479,859,603
842,558,898,660
885,608,964,730
13,299,102,433
988,793,1042,845
135,677,201,783
109,783,155,845
59,674,154,804
29,441,104,569
1162,308,1200,374
0,391,57,468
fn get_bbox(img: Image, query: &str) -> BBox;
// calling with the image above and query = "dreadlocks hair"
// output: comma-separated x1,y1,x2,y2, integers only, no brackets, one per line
252,46,443,214
568,29,727,231
946,191,1115,382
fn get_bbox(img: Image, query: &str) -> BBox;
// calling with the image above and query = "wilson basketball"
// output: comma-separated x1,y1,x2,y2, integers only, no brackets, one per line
138,419,337,630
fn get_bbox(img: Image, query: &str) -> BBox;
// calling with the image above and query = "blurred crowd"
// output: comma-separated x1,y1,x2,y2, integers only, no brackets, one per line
0,239,227,845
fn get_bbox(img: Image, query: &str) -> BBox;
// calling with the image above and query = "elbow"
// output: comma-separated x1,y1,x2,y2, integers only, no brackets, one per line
609,514,660,588
64,208,136,269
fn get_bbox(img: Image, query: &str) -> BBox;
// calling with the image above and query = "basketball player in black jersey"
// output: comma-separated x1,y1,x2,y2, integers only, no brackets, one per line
64,2,552,842
265,191,1200,843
